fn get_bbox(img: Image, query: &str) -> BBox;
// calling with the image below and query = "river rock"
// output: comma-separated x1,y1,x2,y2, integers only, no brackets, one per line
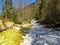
4,21,14,29
0,20,6,30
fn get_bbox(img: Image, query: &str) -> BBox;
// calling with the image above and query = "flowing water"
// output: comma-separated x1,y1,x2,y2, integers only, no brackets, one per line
21,22,60,45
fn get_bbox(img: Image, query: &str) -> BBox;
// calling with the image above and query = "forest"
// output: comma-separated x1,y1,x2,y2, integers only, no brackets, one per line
0,0,60,27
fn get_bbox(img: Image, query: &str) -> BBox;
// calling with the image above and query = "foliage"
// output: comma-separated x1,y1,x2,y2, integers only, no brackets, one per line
33,13,40,20
21,18,28,23
39,0,60,25
3,0,41,23
31,3,40,20
0,15,4,20
3,0,12,18
10,14,22,24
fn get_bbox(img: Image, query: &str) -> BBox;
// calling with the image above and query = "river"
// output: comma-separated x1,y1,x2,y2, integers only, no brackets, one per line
20,22,60,45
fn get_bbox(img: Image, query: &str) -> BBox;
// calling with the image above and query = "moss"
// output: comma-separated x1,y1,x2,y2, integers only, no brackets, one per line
0,28,23,45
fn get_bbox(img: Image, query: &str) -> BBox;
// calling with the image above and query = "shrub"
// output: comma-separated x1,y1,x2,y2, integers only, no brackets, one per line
10,14,22,24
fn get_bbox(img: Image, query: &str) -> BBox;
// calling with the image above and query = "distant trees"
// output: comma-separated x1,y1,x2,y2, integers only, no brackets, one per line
3,0,12,19
3,0,21,24
1,0,46,24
